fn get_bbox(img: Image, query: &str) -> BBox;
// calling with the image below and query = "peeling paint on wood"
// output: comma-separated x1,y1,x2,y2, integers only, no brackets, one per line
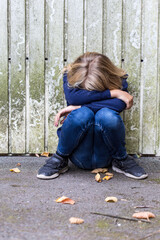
10,0,26,153
156,0,160,156
103,0,122,66
86,0,103,52
0,0,8,153
123,0,141,154
29,0,45,153
67,0,84,62
140,0,158,154
46,0,64,153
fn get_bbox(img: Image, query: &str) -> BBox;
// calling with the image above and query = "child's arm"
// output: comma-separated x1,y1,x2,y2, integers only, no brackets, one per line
63,73,111,105
84,98,127,113
63,73,129,106
110,90,133,109
84,90,133,113
54,105,81,127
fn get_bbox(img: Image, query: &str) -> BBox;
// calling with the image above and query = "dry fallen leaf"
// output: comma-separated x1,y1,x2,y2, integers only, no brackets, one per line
95,173,102,182
105,197,118,203
35,153,40,157
132,212,155,221
16,163,21,166
41,152,49,157
55,196,75,205
121,198,128,202
10,168,21,173
103,175,113,181
91,168,108,173
69,217,84,224
105,172,113,176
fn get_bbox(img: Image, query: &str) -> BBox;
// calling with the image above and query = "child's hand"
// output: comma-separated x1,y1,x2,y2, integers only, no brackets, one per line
110,90,133,109
54,105,81,127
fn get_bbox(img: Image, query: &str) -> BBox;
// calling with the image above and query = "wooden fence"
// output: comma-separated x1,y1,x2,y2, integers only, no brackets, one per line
0,0,160,155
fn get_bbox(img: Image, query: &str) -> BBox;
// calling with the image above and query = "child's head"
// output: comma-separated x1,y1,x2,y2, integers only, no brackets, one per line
65,52,126,91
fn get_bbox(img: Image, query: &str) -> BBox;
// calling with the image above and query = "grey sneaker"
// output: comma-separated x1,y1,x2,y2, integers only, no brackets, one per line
37,153,69,180
112,155,148,180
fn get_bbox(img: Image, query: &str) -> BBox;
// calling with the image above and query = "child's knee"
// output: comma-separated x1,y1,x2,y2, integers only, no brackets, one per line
95,108,122,130
68,106,94,126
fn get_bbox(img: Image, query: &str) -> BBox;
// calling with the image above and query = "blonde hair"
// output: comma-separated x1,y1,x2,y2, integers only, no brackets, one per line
63,52,127,91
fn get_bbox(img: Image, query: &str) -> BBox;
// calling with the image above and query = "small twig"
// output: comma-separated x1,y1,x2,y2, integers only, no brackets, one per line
90,212,151,223
134,206,154,209
138,229,160,240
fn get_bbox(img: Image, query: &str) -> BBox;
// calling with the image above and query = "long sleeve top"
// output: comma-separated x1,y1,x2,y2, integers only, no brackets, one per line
63,73,128,113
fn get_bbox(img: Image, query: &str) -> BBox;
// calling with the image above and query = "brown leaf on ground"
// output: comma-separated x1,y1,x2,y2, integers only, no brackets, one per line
55,196,75,205
132,212,155,221
69,217,84,224
95,173,102,182
91,168,108,173
105,172,113,176
103,175,113,181
41,152,49,157
105,197,118,203
10,168,21,173
16,163,21,166
35,153,40,157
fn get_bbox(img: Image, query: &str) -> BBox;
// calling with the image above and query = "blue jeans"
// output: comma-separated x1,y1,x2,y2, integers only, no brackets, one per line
57,107,127,170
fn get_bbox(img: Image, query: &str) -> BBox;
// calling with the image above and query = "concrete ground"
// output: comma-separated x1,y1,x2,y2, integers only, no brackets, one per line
0,156,160,240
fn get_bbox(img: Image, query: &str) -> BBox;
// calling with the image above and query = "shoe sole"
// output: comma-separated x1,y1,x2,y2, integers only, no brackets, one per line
112,166,148,180
36,166,69,180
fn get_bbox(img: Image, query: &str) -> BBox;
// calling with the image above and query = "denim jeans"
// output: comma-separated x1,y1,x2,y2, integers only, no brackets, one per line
57,106,127,170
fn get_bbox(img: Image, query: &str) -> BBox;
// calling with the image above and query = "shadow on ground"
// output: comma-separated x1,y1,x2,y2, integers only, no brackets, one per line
0,156,160,240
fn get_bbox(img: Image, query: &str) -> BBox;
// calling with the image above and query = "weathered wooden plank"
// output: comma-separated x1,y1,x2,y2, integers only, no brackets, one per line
0,0,8,153
122,0,141,154
45,0,64,153
10,0,26,153
140,0,158,154
103,0,122,66
25,0,29,154
67,0,84,62
156,1,160,156
29,0,45,153
86,0,103,53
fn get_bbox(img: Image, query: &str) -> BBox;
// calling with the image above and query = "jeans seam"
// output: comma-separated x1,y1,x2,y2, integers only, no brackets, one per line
94,123,127,160
74,122,93,150
71,154,85,169
94,123,114,151
57,122,94,156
